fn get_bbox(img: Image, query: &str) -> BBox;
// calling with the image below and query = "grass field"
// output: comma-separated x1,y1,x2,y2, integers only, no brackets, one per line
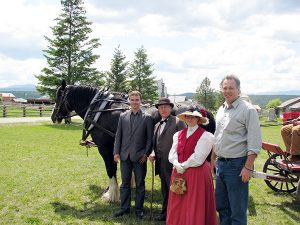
0,120,299,224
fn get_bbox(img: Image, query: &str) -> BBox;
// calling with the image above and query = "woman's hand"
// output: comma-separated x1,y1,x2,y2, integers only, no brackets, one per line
174,161,185,174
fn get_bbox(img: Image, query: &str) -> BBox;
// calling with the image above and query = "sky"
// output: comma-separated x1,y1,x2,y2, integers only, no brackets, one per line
0,0,300,95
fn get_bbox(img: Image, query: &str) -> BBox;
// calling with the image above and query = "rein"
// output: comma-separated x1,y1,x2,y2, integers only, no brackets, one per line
81,90,129,141
54,86,129,141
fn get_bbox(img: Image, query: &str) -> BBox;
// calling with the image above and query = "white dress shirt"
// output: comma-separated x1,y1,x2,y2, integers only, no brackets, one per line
168,125,215,168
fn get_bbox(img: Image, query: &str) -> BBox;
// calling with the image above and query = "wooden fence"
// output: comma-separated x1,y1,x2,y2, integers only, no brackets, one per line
0,104,54,118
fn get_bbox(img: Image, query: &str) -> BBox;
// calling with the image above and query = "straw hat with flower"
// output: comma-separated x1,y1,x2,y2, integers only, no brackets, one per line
177,111,209,125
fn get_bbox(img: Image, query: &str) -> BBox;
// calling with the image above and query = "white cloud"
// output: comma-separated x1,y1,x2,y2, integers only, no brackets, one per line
0,54,45,86
0,0,299,95
0,0,58,40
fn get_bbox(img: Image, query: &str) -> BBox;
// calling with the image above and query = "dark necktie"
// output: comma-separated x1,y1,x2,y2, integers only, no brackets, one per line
160,119,168,125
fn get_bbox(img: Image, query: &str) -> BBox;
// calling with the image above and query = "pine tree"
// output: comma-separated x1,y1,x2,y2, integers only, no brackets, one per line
128,46,158,103
105,46,128,92
35,0,103,99
193,77,217,111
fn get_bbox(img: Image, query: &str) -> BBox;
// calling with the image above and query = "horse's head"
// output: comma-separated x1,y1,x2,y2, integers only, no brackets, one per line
51,80,73,123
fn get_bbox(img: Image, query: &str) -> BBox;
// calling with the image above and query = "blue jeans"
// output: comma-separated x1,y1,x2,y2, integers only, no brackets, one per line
216,157,248,225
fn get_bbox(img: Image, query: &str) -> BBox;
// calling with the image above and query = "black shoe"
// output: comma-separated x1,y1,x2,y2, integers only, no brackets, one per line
154,214,166,221
135,211,144,219
114,209,130,217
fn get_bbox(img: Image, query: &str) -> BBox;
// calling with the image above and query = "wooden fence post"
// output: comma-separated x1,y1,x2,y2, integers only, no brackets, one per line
39,106,43,117
3,105,6,117
22,105,26,117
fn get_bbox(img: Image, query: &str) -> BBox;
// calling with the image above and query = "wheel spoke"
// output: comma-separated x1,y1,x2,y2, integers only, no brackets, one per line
289,182,296,189
272,181,279,188
280,182,283,190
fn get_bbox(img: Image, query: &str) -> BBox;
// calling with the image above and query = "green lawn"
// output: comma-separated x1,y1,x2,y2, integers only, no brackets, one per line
0,121,299,224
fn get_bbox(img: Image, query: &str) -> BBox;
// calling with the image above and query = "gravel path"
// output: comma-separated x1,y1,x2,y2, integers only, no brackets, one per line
0,117,52,123
0,116,82,123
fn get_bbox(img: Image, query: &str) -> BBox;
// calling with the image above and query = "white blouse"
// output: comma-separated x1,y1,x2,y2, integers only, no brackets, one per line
168,125,215,168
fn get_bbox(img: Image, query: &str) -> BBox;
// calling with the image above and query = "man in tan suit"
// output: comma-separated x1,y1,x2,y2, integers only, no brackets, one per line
149,97,186,221
281,115,300,162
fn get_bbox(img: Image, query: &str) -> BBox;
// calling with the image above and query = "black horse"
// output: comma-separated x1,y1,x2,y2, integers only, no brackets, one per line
51,80,129,202
52,80,216,202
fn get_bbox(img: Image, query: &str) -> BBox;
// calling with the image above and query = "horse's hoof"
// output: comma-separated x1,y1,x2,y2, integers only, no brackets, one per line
101,191,120,203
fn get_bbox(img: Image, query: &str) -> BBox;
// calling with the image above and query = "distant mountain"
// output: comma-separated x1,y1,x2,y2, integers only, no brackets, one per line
176,92,195,99
172,92,298,109
0,84,41,99
251,90,300,95
249,95,299,108
0,84,36,91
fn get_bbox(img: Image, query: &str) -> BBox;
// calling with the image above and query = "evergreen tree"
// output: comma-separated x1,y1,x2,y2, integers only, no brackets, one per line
35,0,103,99
128,46,158,103
214,90,225,110
266,98,282,109
193,77,217,111
105,46,128,92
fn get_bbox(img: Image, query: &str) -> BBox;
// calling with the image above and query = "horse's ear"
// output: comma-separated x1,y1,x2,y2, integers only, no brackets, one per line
61,79,67,90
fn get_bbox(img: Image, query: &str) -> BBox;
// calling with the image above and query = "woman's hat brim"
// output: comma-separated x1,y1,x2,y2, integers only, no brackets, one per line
177,111,209,125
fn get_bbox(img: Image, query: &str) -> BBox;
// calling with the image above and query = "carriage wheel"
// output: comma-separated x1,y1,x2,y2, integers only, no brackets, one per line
263,153,299,193
296,180,300,203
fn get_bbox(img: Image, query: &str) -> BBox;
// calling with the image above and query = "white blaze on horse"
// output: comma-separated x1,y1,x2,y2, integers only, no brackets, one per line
52,80,216,203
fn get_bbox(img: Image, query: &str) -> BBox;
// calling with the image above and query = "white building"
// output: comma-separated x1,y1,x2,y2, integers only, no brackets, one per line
240,93,251,103
168,95,187,104
156,79,167,98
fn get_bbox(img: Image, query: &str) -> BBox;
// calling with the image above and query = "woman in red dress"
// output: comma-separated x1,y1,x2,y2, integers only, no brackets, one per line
167,111,217,225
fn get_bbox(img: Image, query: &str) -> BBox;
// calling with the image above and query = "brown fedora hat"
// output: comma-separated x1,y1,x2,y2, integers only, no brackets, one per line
155,97,174,109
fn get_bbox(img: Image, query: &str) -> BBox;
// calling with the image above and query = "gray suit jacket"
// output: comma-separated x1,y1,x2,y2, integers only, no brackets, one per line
153,115,186,174
113,109,154,162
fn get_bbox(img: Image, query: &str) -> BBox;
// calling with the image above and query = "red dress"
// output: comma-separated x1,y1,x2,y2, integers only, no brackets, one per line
167,127,217,225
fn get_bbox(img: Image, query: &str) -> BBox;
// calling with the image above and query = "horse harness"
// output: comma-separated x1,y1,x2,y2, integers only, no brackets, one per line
81,89,129,142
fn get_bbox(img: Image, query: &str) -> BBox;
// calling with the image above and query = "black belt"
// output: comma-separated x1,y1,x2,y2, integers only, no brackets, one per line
218,156,246,161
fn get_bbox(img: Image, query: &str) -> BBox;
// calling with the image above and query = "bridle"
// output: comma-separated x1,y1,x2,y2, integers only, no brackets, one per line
53,86,74,121
53,85,130,139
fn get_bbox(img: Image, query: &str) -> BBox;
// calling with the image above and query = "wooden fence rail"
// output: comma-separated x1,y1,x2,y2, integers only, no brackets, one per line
0,104,54,118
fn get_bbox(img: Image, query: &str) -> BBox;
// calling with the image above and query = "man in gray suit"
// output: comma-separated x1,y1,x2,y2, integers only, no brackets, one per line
113,91,153,219
149,97,186,221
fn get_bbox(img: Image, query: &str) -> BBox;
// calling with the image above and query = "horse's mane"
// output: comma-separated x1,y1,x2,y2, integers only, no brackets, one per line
67,85,128,102
68,85,98,103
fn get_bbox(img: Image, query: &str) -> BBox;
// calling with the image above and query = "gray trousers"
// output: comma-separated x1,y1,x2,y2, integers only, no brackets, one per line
120,157,147,213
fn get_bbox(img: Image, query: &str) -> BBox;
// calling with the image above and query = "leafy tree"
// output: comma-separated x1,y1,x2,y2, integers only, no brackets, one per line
266,98,282,109
105,46,128,92
35,0,103,99
214,90,225,110
193,77,217,111
128,46,158,103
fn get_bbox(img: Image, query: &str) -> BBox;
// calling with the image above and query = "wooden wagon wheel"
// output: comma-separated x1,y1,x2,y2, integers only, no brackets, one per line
263,153,299,193
297,180,300,203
